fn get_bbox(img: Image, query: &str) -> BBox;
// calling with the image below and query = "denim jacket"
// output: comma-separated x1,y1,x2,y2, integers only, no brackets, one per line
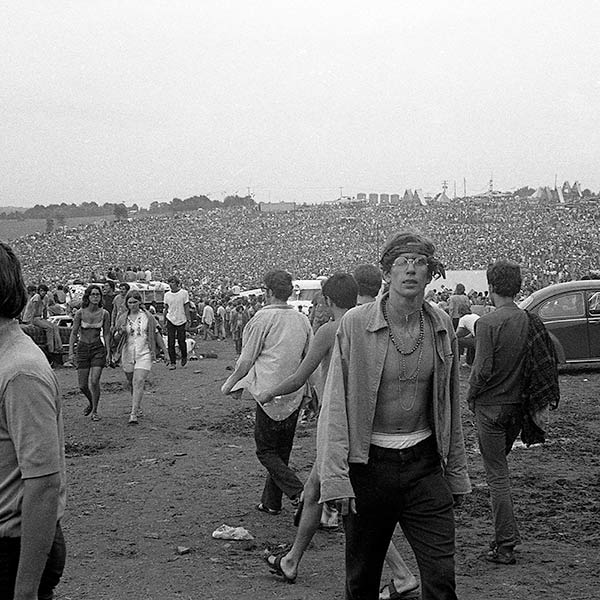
316,293,471,502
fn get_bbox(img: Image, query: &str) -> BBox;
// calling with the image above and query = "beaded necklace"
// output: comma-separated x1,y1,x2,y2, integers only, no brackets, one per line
382,298,425,411
127,313,143,337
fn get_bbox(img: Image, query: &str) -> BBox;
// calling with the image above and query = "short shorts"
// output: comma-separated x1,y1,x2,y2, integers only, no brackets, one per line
76,341,107,369
121,347,152,373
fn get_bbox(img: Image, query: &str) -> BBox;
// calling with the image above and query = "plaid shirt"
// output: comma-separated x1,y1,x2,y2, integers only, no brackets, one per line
520,311,560,445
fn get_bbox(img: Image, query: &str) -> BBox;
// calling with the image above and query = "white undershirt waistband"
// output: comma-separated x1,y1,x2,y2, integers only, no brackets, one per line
370,428,432,449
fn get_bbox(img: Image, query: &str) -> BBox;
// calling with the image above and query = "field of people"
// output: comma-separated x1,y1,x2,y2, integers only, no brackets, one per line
9,200,600,297
52,337,599,600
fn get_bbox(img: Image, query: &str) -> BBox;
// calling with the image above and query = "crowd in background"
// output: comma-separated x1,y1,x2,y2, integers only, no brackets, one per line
9,199,600,300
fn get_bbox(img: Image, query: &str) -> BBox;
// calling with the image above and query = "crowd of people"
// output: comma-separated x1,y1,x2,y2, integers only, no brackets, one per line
9,199,600,299
0,203,572,599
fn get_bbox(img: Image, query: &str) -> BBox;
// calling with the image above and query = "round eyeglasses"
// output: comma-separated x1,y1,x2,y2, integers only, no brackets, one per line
392,256,428,269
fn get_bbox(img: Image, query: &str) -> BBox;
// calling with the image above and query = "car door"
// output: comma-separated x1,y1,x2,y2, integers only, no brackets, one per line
586,290,600,360
536,291,588,361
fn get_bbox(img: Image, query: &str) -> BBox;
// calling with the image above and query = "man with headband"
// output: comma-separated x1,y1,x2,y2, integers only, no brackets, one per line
316,231,470,600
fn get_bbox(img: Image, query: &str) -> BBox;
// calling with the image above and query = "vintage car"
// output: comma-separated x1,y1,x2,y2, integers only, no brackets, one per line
518,280,600,368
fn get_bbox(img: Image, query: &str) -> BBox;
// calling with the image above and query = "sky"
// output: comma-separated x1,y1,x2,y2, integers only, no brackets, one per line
2,1,600,208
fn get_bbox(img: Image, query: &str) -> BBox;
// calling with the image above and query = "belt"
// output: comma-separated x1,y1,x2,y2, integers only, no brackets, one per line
369,435,437,464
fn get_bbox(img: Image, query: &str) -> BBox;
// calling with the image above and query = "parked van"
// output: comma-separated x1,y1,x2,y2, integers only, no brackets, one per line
237,278,327,316
288,279,327,315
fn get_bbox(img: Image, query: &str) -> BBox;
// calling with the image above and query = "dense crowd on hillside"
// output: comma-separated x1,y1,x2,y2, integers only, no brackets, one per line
9,199,600,298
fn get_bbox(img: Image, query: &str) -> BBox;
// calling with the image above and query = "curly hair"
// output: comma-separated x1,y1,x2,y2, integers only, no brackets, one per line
81,284,104,308
263,270,293,301
486,259,522,297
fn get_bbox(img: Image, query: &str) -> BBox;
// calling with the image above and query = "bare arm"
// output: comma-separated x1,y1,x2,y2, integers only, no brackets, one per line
102,309,112,357
255,325,333,405
221,356,254,395
14,473,61,600
68,310,81,357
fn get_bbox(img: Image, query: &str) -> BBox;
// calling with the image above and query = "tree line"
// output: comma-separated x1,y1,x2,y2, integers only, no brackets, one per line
0,194,256,221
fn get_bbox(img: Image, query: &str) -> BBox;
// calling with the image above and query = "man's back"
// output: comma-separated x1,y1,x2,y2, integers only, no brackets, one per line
469,305,528,405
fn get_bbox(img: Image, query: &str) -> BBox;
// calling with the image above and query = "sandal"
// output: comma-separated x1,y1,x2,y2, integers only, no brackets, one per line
83,404,93,416
91,413,101,421
379,580,420,600
292,496,304,526
263,549,296,584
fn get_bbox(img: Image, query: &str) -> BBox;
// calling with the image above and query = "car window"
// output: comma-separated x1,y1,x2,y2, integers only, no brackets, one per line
539,292,585,319
588,291,600,315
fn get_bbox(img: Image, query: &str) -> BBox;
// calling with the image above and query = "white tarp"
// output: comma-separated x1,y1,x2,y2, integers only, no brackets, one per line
426,270,488,294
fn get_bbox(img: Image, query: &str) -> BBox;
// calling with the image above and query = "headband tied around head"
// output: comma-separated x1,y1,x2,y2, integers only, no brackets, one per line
380,232,446,280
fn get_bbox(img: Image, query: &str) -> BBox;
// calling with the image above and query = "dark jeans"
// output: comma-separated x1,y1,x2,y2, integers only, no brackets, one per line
0,522,66,600
166,320,187,365
458,334,475,364
254,405,304,511
345,438,457,600
475,404,523,550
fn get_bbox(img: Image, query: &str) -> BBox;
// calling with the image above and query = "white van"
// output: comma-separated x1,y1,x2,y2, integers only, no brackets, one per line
237,278,327,316
288,278,327,315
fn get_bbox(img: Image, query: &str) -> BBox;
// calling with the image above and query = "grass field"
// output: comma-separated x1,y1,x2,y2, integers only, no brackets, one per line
0,215,115,241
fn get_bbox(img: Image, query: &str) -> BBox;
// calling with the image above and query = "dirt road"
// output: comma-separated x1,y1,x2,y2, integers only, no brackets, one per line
54,338,599,600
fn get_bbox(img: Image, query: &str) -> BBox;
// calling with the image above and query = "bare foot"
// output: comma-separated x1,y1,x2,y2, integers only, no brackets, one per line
264,550,297,583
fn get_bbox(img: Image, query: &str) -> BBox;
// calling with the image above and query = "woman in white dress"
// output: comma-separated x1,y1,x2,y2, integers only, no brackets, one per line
115,290,164,424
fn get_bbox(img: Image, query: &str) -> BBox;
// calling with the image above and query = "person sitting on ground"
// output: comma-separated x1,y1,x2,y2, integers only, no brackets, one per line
21,284,63,362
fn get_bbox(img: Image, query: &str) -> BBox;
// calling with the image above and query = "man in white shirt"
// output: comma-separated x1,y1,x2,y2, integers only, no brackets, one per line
221,270,312,514
163,276,191,370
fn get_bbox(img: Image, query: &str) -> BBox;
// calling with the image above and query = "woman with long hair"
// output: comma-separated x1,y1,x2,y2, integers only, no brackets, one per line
115,290,163,424
69,284,111,421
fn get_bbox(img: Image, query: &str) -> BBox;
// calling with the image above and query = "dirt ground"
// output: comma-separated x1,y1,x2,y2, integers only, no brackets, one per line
52,336,599,600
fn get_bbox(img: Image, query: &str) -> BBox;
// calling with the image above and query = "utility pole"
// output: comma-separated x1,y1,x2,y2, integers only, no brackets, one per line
453,180,457,199
339,186,343,200
463,178,467,197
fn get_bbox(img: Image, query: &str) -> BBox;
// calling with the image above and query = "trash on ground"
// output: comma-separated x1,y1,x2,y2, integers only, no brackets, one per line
212,524,254,541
